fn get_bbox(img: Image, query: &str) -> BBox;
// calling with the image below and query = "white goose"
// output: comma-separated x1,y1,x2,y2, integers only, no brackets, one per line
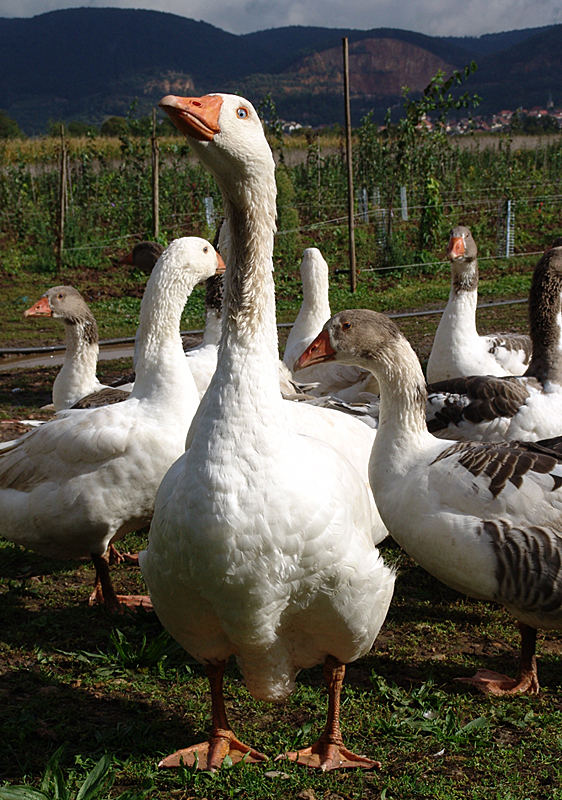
296,308,562,696
0,238,223,612
283,247,377,400
24,285,114,410
426,225,532,383
140,92,394,772
426,245,562,442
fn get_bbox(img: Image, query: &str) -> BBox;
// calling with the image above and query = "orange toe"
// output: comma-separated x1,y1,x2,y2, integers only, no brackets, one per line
281,741,378,771
455,669,540,695
159,735,268,772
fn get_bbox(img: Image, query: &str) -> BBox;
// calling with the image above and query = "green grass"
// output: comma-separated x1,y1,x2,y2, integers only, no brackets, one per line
1,536,560,800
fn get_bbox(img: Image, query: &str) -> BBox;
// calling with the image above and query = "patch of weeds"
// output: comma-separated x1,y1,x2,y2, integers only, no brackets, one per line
370,675,489,745
0,745,151,800
57,627,190,680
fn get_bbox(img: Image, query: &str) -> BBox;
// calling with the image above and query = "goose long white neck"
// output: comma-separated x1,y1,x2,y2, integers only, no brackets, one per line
283,250,331,367
426,259,479,382
211,148,281,406
132,257,198,405
52,319,99,409
443,256,479,330
445,259,479,330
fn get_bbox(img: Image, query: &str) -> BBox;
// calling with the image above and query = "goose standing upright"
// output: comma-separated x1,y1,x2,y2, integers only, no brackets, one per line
24,286,113,410
427,245,562,442
140,92,394,772
283,247,378,400
0,238,223,611
426,225,532,383
296,308,562,695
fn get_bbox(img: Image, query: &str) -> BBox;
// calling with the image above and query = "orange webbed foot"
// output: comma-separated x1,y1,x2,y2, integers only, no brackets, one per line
159,731,268,772
280,740,379,771
88,591,152,614
455,668,540,696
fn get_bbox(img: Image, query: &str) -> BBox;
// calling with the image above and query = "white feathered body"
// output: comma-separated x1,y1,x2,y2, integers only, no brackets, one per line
0,396,189,559
143,337,393,702
427,289,530,382
427,377,562,442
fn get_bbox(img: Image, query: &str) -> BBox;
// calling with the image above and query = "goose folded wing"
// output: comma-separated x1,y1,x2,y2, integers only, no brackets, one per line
0,403,140,491
487,331,532,359
431,438,562,502
426,375,532,432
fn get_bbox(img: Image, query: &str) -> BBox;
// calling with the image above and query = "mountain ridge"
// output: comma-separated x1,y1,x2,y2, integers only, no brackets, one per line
0,8,559,133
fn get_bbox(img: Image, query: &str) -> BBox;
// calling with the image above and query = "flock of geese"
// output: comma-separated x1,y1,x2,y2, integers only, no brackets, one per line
1,92,561,772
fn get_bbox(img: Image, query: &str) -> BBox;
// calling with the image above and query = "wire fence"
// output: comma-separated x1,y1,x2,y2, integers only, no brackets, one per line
1,133,560,279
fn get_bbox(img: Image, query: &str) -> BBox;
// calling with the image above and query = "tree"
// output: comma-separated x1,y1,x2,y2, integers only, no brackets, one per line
0,110,24,139
100,116,129,137
358,63,481,266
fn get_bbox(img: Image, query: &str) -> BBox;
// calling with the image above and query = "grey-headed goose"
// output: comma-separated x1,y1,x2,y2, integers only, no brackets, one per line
426,225,532,383
297,307,562,695
427,245,562,442
24,285,113,410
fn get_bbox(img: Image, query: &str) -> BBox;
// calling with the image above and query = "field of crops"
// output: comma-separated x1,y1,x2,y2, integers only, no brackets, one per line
1,126,560,280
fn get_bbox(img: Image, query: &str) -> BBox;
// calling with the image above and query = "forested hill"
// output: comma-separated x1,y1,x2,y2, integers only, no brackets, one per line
0,7,559,133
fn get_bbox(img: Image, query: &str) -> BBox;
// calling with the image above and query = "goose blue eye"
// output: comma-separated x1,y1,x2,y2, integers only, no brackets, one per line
237,107,248,119
342,321,352,331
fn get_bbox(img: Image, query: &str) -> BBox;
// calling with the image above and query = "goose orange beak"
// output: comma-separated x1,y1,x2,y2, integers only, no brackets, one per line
24,296,52,317
294,330,335,371
447,236,465,259
216,252,226,274
159,94,223,141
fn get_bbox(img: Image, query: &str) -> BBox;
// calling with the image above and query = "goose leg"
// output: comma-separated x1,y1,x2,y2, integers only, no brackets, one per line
456,623,540,695
88,551,152,613
159,661,268,772
282,655,378,770
108,544,139,566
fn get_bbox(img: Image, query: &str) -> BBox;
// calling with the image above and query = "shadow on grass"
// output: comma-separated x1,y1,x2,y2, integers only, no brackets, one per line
0,663,200,780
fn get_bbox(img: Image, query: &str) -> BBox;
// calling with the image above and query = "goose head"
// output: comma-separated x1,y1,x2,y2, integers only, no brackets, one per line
295,309,403,374
120,241,164,274
150,236,225,291
24,286,96,328
158,93,275,210
447,225,478,291
447,225,476,262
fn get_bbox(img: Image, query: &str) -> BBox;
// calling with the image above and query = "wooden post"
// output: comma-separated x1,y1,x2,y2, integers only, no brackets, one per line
56,125,67,270
342,37,357,293
151,108,160,240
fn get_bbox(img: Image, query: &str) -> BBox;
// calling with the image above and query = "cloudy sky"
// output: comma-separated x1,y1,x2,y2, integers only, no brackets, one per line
0,0,560,36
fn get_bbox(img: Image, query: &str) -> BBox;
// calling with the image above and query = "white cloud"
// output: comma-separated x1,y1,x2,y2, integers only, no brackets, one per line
0,0,560,36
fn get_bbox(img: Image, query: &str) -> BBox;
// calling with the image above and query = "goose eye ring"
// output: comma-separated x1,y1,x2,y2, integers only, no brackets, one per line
342,321,352,331
237,107,249,119
203,246,208,253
